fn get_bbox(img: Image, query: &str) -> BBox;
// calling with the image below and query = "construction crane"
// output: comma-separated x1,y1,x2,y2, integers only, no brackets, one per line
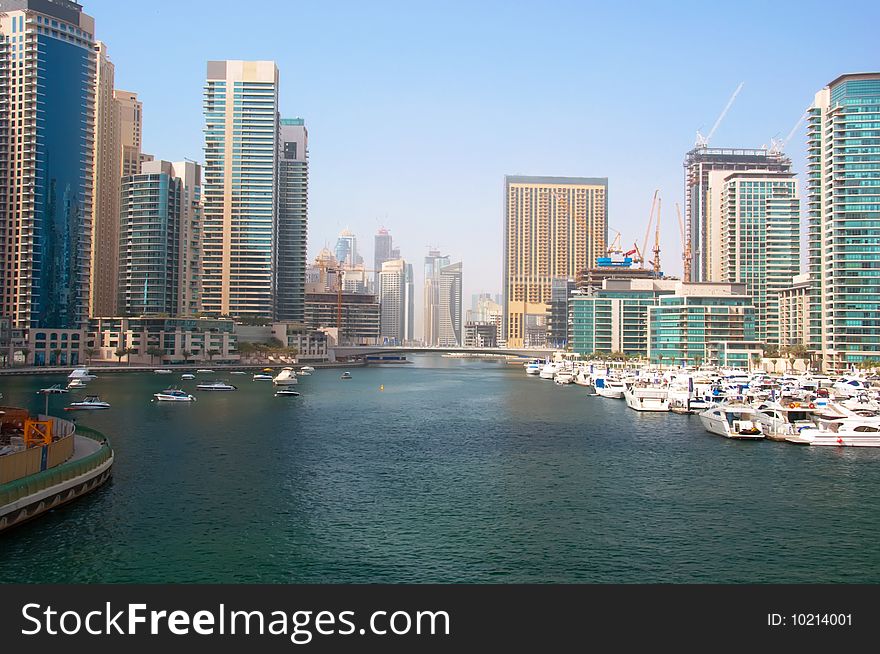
640,190,660,271
769,109,809,155
675,203,690,282
695,82,745,147
651,197,662,275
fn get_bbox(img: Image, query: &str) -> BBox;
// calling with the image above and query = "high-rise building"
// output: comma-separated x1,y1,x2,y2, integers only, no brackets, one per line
807,73,880,372
423,249,450,345
172,160,202,317
438,261,462,347
304,291,380,345
779,273,810,350
334,229,361,268
0,0,97,329
684,147,792,282
114,89,144,177
547,277,576,349
720,171,800,345
404,262,414,343
203,60,279,318
379,259,406,345
503,175,608,348
276,118,308,322
374,228,393,292
90,41,121,318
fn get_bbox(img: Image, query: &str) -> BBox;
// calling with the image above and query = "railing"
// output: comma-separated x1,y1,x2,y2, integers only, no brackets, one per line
0,427,112,509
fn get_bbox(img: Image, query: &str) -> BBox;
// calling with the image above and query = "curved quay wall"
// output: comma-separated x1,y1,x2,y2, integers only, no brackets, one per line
0,425,114,533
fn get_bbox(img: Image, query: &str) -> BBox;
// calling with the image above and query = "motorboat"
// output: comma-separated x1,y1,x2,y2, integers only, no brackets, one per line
300,366,315,373
273,367,299,386
67,379,88,389
341,372,352,380
595,378,626,400
37,384,69,394
787,417,880,447
275,388,302,397
539,363,561,380
525,360,543,376
196,369,215,374
196,381,237,391
554,369,575,385
181,373,196,380
253,373,273,381
154,369,173,375
832,377,871,398
64,396,110,411
753,400,819,439
229,371,247,375
624,385,669,412
153,388,197,402
67,368,96,381
698,405,764,440
297,370,312,376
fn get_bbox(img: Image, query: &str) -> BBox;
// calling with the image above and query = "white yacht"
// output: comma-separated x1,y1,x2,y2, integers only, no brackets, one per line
539,362,561,380
196,381,237,391
698,405,764,440
229,371,247,375
596,378,626,400
753,400,818,438
66,379,88,389
624,385,669,412
273,367,299,386
64,396,110,411
525,360,544,376
196,369,215,374
153,388,196,402
68,368,96,381
37,384,69,395
253,373,273,381
154,369,173,375
181,373,196,380
554,369,575,385
300,366,316,373
788,417,880,447
275,388,302,397
832,377,871,398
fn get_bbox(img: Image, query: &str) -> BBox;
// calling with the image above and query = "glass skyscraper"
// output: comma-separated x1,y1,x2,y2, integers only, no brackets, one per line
275,117,308,322
807,73,880,372
0,0,96,329
203,60,279,318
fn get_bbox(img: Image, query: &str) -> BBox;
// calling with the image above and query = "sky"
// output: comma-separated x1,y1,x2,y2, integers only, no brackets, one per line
88,0,880,328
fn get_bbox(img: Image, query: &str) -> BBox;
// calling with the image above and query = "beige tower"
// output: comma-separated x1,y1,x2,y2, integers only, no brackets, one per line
503,175,608,348
90,42,121,318
114,89,145,177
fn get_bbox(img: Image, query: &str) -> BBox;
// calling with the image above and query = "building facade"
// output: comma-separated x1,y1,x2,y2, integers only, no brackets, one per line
720,171,800,345
807,73,880,372
423,250,450,345
334,229,360,268
304,291,379,345
88,317,238,364
114,89,145,177
504,175,608,348
547,277,576,349
379,259,406,345
778,273,810,350
203,60,279,318
684,147,792,282
0,0,97,330
275,118,308,322
438,261,462,347
463,322,498,348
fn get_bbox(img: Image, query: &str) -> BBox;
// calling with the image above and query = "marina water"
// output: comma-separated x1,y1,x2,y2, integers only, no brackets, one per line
2,355,879,583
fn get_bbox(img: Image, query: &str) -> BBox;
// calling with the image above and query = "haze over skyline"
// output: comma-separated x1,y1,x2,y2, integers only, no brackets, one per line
90,0,880,321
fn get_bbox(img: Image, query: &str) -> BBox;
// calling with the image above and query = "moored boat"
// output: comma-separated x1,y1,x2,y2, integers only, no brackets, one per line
181,373,196,380
154,369,173,375
64,396,111,411
253,373,273,381
624,385,669,412
341,372,352,380
37,384,68,395
195,381,237,391
153,388,197,402
787,417,880,447
698,405,764,440
275,388,302,397
273,367,299,386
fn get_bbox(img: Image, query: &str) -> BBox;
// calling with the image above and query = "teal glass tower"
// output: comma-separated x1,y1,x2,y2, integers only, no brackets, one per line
807,73,880,372
0,0,96,329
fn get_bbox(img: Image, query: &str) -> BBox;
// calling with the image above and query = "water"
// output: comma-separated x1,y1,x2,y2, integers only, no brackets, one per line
2,355,879,583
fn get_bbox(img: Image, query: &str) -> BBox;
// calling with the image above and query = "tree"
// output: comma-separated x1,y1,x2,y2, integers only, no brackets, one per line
125,347,137,366
114,348,127,364
751,353,762,372
267,337,285,349
51,348,63,366
146,347,165,365
207,349,220,362
762,344,780,358
84,347,98,364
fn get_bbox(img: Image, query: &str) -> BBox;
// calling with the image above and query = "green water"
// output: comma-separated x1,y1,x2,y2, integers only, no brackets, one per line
1,356,879,583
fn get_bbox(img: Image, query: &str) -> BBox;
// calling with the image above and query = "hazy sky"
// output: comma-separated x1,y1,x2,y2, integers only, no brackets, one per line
90,0,879,322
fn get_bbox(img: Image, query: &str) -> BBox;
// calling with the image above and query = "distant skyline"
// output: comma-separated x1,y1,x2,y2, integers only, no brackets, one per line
89,0,880,311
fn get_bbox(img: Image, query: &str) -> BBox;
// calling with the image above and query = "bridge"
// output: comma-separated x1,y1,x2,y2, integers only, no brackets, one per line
329,345,558,360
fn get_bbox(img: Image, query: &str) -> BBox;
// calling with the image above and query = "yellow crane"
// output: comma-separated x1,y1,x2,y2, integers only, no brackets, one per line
675,202,691,282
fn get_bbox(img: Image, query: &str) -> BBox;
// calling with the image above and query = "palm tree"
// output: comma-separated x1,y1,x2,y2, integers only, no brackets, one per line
84,347,98,364
114,348,127,364
182,350,194,365
207,349,220,362
751,353,761,372
146,347,164,365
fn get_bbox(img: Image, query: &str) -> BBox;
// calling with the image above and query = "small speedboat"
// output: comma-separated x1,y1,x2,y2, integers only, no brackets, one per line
196,369,215,374
229,371,247,375
297,370,312,376
37,384,69,394
300,366,315,373
153,388,196,402
275,388,301,397
181,373,196,380
154,369,173,374
253,373,273,381
67,379,88,389
341,372,352,380
273,368,298,386
196,381,237,391
64,396,110,411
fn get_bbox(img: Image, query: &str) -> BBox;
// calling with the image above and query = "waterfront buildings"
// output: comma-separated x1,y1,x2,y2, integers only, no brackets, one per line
304,291,380,345
202,60,279,318
114,89,148,177
438,261,462,347
118,160,201,317
684,147,792,283
275,118,308,322
335,229,361,268
404,262,415,343
807,73,880,373
504,175,608,348
90,41,120,318
423,249,450,345
374,228,400,293
379,259,407,345
720,171,800,345
270,322,328,361
0,0,97,330
547,277,576,349
779,273,810,350
464,322,498,348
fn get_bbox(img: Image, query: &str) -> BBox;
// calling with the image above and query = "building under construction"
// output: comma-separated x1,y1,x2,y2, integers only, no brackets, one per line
684,147,792,282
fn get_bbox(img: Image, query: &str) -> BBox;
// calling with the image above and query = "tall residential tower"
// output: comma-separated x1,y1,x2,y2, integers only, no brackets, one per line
275,117,308,321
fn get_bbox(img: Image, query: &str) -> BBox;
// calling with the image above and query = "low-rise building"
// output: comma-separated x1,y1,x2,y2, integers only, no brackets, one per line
463,322,498,348
88,317,239,364
271,322,328,362
305,292,380,345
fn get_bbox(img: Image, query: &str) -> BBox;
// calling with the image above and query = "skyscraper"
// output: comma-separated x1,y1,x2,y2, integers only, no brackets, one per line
374,228,393,292
719,171,800,345
203,60,279,318
0,0,96,329
114,89,146,177
173,159,202,317
438,261,462,347
379,259,406,345
684,146,792,282
503,175,607,348
423,249,450,345
335,229,361,268
807,73,880,372
404,262,414,343
275,117,308,322
90,41,121,318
